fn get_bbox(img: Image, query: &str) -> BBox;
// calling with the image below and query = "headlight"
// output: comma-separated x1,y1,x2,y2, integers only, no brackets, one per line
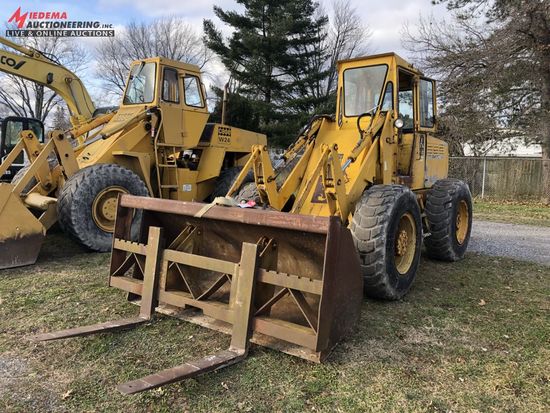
394,118,404,129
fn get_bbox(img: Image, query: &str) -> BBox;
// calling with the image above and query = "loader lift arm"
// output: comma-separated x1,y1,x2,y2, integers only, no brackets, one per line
228,110,393,221
227,115,330,210
0,36,96,126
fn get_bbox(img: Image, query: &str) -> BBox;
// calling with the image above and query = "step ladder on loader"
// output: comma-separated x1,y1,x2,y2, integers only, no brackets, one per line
33,194,363,394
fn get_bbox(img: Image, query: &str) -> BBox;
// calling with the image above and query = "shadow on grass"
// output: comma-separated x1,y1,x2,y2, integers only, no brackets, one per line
0,234,548,412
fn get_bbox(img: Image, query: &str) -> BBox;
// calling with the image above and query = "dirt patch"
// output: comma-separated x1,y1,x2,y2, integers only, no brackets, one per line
0,354,28,395
0,353,65,412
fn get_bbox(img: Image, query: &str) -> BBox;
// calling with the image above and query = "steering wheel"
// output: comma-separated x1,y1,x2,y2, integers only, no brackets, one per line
356,105,378,135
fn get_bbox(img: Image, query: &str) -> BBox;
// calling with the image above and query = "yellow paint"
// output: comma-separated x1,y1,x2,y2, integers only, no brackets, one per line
0,55,267,256
230,52,449,222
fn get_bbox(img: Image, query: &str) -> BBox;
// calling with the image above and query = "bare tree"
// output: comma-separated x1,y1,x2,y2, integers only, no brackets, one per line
0,36,88,123
287,0,371,113
50,105,71,131
404,1,550,203
323,0,371,97
96,16,213,99
403,15,516,155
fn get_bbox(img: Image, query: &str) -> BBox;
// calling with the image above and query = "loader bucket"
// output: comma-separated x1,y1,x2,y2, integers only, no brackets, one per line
33,194,363,394
112,195,363,362
0,184,45,269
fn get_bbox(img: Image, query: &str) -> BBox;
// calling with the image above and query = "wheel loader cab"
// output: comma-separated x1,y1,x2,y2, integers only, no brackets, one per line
336,53,447,190
0,116,44,182
120,57,210,148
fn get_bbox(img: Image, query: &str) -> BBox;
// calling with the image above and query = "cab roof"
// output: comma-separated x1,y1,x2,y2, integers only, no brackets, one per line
130,56,202,74
337,52,423,76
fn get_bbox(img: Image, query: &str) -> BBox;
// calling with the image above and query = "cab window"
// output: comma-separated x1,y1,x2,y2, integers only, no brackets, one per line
1,118,44,165
419,79,435,128
4,119,43,147
343,65,388,116
381,82,393,111
5,120,23,148
183,75,204,107
162,68,179,103
123,62,156,104
398,70,414,130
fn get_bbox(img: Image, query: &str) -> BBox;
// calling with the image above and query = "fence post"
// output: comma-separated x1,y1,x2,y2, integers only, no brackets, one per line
481,157,487,199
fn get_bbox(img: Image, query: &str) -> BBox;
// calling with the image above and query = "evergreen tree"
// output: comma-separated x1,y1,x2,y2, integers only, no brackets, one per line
209,85,261,133
204,0,328,147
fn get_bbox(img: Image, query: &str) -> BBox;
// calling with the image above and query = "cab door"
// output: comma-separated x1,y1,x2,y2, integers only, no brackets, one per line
158,66,184,146
396,69,420,185
414,77,440,187
416,77,447,186
181,73,209,147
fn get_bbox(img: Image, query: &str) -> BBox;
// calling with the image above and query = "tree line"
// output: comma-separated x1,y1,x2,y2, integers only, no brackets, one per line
404,0,549,203
0,0,548,203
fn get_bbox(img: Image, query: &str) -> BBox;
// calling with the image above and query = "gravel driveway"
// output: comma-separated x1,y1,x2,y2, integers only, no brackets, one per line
468,220,550,266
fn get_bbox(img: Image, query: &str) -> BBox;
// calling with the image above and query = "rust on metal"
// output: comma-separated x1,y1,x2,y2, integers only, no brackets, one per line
35,193,363,394
31,317,150,341
117,349,244,394
118,195,332,234
117,194,362,361
116,241,260,394
32,226,165,342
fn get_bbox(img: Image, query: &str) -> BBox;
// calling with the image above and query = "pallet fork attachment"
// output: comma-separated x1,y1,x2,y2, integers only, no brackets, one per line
31,226,165,343
32,225,263,394
33,194,362,394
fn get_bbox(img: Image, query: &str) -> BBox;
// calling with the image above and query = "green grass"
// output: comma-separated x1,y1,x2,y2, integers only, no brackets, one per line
474,199,550,226
0,234,548,412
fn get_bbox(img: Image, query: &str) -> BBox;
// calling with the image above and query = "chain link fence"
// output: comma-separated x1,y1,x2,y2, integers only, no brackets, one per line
449,157,548,201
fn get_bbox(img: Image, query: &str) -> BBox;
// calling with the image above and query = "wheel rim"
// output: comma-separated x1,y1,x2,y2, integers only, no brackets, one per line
456,199,469,245
91,186,128,233
394,212,417,275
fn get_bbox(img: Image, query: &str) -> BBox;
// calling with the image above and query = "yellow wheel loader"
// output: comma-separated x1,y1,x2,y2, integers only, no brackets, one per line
222,53,473,299
35,53,472,394
0,56,266,269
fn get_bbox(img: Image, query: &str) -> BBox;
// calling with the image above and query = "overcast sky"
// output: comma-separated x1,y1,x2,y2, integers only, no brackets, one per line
2,0,451,107
3,0,450,54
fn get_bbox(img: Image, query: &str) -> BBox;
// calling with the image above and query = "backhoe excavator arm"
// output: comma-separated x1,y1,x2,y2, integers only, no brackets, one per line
0,36,96,126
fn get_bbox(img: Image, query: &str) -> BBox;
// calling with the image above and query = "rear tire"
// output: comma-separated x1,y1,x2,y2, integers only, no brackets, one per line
57,164,149,252
210,166,253,200
424,178,472,261
351,185,422,300
235,182,261,205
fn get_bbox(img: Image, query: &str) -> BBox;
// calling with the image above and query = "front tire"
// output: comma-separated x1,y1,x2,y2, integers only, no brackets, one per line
424,178,472,261
351,185,422,300
57,164,149,252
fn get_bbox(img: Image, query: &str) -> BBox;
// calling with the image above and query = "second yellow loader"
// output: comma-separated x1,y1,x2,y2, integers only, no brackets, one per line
0,56,266,269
